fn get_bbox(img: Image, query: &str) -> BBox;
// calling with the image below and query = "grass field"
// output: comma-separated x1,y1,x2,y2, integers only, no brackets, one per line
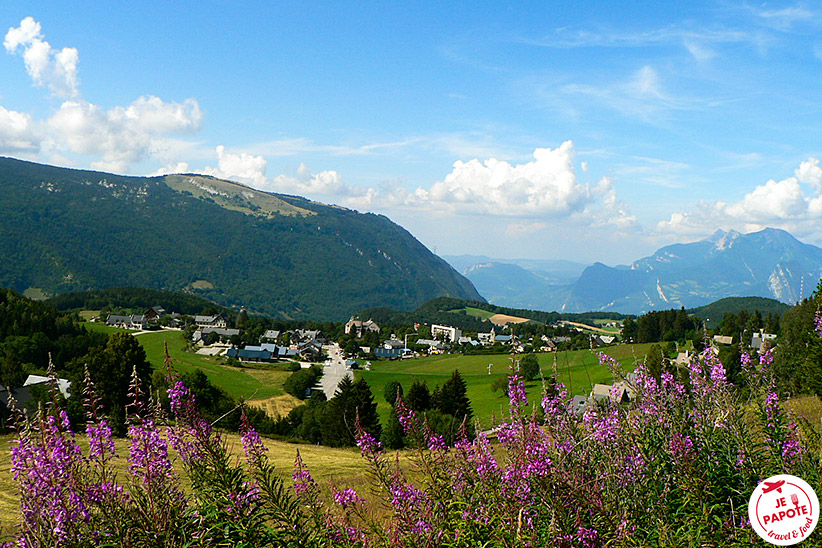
0,431,369,540
464,306,496,321
359,343,656,428
81,324,291,403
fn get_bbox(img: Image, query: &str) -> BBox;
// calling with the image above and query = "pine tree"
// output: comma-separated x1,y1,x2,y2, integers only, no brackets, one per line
436,370,472,421
405,379,430,411
381,406,405,449
320,376,381,447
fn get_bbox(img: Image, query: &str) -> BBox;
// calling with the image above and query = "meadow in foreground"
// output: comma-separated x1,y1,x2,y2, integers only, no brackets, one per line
2,338,820,547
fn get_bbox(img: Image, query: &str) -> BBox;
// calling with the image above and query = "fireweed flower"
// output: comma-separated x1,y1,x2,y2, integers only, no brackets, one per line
333,488,364,509
669,433,695,464
239,408,268,466
292,450,318,498
10,408,89,544
354,414,383,457
508,372,528,415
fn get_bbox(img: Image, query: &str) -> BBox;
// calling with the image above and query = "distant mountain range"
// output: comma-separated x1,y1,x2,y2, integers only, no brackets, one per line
447,228,822,314
0,157,482,320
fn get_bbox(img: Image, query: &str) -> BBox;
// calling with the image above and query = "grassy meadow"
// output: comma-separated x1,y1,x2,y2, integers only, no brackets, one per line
0,432,370,540
359,343,657,428
82,324,292,403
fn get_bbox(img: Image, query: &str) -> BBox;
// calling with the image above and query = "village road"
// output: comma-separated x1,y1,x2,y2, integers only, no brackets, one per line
319,343,352,399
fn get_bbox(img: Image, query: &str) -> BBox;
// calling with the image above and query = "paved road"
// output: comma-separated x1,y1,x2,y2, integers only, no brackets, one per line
318,343,352,399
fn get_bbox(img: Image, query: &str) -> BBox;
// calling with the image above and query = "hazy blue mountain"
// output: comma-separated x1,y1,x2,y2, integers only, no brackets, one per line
443,255,586,310
0,157,483,320
562,228,822,313
448,229,822,314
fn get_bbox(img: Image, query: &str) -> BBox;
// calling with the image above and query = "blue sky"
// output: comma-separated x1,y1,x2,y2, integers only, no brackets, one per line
2,1,822,264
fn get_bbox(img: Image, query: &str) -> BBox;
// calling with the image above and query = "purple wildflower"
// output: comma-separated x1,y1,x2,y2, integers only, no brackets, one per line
292,450,319,501
333,488,364,509
239,408,267,465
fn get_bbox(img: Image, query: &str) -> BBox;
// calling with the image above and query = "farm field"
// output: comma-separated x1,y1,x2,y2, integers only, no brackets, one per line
359,343,657,428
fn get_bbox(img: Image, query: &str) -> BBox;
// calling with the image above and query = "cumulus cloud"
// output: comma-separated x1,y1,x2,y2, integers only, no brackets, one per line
796,158,822,190
2,17,203,173
5,17,78,97
149,162,191,177
200,148,374,205
657,157,822,237
0,105,39,151
403,141,623,220
45,97,202,173
202,146,268,186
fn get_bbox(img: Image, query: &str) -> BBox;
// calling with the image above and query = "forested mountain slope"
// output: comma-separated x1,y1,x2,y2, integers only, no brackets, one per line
0,157,482,320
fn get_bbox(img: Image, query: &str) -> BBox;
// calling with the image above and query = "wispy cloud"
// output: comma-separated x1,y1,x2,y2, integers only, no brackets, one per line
755,5,816,30
521,25,753,62
558,65,702,122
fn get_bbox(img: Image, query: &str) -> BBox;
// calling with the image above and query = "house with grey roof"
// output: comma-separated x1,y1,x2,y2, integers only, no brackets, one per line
751,331,777,352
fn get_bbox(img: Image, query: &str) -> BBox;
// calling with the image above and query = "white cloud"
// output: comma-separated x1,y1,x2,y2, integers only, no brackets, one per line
796,157,822,191
0,105,39,151
2,17,203,173
658,158,822,238
559,65,697,122
404,141,595,216
199,148,374,205
44,97,202,173
149,162,190,176
202,145,268,186
5,17,79,97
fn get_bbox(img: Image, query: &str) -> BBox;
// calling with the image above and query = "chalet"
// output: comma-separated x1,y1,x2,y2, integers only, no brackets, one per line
293,329,323,343
144,306,167,321
383,339,405,350
1,375,73,412
540,338,557,352
675,351,692,367
415,339,445,351
375,347,404,359
571,395,590,415
591,382,634,404
431,324,462,342
712,335,734,346
262,330,280,342
751,331,777,352
299,340,324,361
106,314,148,330
195,314,229,328
226,345,298,362
494,334,513,344
346,318,380,338
24,375,72,399
193,327,240,342
593,335,616,346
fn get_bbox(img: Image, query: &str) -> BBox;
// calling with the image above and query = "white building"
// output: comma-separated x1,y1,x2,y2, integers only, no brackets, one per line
431,324,462,342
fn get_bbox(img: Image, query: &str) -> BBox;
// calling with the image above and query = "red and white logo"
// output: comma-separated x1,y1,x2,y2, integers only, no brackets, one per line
749,474,819,545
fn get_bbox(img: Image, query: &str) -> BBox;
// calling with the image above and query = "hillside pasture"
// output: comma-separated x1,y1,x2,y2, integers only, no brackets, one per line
81,324,291,405
359,343,655,428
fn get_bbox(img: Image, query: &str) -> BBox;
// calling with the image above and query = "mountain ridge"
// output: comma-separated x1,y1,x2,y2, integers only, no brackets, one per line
453,228,822,314
0,156,483,320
